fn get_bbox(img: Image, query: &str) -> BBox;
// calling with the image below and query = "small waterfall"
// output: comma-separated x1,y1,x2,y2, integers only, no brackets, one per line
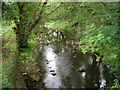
99,63,106,88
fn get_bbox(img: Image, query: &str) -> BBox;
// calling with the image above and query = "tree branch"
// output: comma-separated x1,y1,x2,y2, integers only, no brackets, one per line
14,2,25,32
100,2,112,14
27,0,49,34
47,3,62,16
33,3,41,19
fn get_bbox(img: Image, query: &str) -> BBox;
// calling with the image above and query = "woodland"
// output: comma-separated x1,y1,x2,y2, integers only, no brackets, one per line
2,1,120,89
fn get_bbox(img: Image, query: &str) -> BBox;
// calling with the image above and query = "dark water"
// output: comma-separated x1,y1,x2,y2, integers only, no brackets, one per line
37,29,110,88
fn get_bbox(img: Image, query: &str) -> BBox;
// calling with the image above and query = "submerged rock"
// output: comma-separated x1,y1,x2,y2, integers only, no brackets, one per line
46,60,48,62
48,67,52,68
46,62,49,64
94,83,98,88
66,76,70,79
50,70,55,72
51,72,56,76
78,67,86,72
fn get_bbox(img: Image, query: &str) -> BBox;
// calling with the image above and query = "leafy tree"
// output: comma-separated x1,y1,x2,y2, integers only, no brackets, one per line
2,1,49,51
45,2,120,87
2,1,119,88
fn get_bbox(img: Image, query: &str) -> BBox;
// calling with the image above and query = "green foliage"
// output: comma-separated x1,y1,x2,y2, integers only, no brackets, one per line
18,50,35,64
47,2,119,87
2,22,16,40
2,21,36,88
112,79,120,89
18,31,37,63
2,74,13,88
2,66,13,88
2,21,17,59
2,62,14,88
2,22,17,88
75,2,119,87
2,2,42,25
28,31,37,49
2,2,119,88
79,45,90,54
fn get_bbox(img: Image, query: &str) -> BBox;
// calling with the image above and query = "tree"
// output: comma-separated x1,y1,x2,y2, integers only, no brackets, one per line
2,1,49,51
45,2,120,87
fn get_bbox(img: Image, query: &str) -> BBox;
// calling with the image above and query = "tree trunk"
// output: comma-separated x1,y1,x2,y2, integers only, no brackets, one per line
14,27,29,52
17,36,29,52
14,1,49,52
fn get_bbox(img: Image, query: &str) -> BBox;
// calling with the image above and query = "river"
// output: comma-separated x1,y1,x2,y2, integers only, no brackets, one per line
36,28,110,88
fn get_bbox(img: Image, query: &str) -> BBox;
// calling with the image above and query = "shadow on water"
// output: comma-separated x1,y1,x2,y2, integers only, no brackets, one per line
37,29,111,88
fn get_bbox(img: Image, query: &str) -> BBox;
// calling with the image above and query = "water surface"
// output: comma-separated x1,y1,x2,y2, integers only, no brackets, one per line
37,29,110,88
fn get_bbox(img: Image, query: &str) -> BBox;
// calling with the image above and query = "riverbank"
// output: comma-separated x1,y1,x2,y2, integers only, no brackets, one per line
2,25,114,88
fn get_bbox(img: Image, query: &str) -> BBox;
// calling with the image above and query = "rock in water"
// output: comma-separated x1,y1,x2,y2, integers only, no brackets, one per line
94,83,98,88
51,72,56,76
50,70,55,72
46,60,48,62
78,67,86,72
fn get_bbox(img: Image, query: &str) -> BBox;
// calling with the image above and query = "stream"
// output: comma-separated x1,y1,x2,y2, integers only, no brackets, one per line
36,28,110,88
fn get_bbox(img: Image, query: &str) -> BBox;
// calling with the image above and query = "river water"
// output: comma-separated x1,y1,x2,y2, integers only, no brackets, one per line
37,29,110,88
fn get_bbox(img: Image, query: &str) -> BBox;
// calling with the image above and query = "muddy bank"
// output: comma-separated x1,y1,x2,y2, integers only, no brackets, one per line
18,60,44,88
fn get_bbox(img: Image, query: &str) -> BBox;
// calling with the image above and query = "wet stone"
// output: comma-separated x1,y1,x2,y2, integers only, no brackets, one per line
66,76,70,79
78,67,86,72
22,72,28,75
50,70,55,72
48,67,52,68
51,72,57,76
46,60,48,62
94,83,98,88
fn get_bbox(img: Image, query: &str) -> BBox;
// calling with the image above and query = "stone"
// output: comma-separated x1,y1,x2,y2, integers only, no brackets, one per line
50,70,55,72
94,83,98,87
30,74,40,81
22,73,28,75
78,67,86,72
46,60,48,62
51,72,56,76
48,67,52,68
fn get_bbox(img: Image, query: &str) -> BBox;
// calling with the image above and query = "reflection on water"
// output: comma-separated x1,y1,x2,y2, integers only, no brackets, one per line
43,45,62,88
37,29,110,88
99,63,106,88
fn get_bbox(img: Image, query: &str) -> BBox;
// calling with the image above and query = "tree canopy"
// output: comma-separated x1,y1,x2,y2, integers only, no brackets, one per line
2,1,120,88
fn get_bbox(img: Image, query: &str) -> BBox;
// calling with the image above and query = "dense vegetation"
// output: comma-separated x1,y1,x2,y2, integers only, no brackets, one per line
2,1,120,88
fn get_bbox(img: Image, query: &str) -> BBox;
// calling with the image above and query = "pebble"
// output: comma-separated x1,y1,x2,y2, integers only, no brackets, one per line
50,70,55,72
51,72,56,76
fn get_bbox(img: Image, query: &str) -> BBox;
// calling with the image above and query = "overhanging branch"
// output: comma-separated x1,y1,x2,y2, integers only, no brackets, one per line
47,3,62,16
27,0,49,34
